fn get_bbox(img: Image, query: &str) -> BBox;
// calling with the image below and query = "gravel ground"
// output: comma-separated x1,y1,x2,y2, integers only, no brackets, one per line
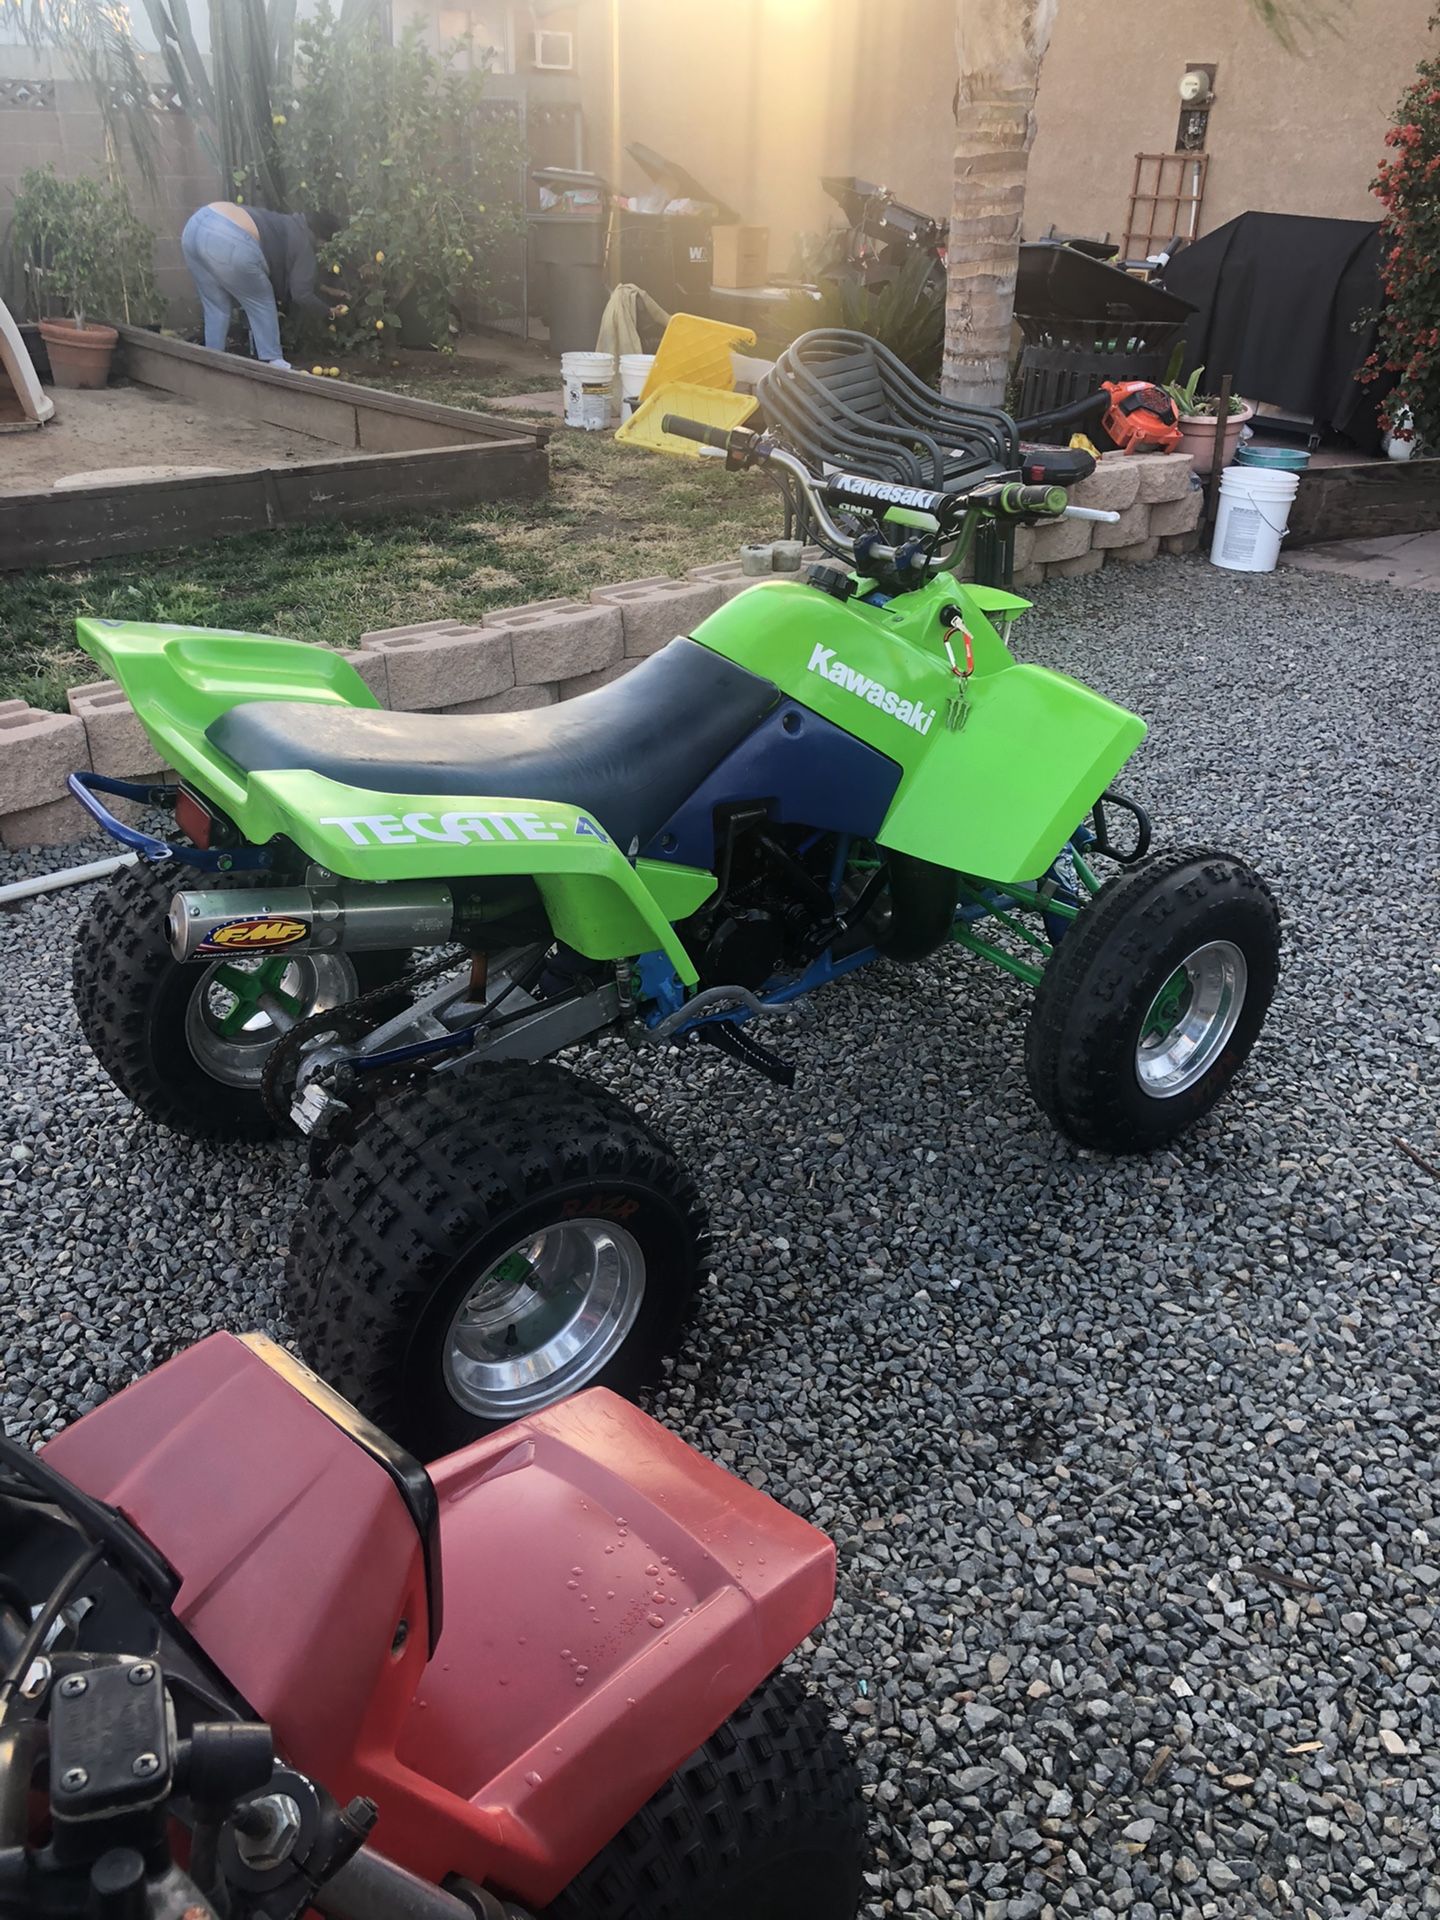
2,553,1439,1918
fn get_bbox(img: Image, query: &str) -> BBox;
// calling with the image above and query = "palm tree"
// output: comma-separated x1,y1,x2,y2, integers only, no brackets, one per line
942,0,1331,405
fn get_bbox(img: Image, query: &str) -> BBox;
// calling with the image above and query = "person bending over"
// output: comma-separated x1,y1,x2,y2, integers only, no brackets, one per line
181,200,348,369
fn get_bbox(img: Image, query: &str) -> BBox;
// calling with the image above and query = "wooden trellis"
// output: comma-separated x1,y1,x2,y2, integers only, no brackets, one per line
1124,152,1209,260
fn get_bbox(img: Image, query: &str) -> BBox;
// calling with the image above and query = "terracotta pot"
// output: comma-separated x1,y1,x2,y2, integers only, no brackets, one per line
1175,401,1255,477
38,318,119,390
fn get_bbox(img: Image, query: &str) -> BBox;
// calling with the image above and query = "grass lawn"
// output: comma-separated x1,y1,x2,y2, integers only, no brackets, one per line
0,365,772,711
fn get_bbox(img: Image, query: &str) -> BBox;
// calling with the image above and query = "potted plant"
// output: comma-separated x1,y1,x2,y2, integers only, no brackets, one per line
12,165,161,389
1162,362,1254,476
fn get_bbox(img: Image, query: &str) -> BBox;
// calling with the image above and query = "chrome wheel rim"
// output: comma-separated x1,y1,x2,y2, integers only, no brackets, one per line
1135,940,1248,1098
183,952,359,1089
442,1218,646,1419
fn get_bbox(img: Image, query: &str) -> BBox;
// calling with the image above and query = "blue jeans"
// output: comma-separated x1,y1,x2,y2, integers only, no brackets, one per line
181,206,285,364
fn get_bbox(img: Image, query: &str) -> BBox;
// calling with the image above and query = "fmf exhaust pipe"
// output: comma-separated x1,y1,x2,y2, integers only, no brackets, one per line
166,881,455,963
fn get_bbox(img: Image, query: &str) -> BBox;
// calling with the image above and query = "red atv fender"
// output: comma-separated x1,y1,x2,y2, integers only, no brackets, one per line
43,1332,835,1907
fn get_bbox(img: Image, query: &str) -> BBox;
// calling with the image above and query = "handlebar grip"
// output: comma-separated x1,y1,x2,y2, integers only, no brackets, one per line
313,1847,487,1920
661,415,734,451
998,482,1068,516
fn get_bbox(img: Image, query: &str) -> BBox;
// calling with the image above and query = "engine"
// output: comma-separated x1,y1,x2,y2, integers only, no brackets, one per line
686,811,842,991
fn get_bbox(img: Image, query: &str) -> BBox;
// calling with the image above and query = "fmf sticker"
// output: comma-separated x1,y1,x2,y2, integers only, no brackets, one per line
319,809,608,848
200,916,308,953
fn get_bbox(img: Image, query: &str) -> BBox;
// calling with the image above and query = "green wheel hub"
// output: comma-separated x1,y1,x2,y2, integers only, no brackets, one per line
183,951,360,1091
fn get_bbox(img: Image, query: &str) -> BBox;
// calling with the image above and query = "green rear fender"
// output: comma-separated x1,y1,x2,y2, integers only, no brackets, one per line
76,618,380,812
208,770,710,984
75,618,710,983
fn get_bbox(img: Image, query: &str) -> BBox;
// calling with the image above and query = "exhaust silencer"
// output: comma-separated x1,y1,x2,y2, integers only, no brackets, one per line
166,881,455,963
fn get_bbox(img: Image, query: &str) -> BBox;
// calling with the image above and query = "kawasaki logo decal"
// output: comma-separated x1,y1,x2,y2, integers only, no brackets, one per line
806,644,935,735
319,809,608,847
829,474,942,512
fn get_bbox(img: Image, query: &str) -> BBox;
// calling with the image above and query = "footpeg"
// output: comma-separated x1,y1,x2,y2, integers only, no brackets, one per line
698,1021,796,1088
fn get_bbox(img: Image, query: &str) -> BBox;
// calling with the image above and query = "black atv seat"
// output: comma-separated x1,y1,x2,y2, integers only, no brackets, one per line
206,637,780,853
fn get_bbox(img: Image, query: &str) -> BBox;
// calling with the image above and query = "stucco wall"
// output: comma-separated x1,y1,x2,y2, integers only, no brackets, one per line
0,47,217,325
576,0,958,271
577,0,1431,270
1025,0,1434,247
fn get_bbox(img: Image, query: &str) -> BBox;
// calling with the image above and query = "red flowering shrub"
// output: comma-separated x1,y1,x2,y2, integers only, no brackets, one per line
1364,20,1440,443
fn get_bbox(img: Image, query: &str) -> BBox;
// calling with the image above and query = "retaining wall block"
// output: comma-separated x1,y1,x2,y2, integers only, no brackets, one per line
1044,548,1107,580
486,599,623,685
1106,535,1163,567
1134,454,1196,504
361,624,514,712
359,618,470,646
1092,502,1154,550
1012,524,1038,571
1070,456,1141,514
0,796,92,851
1029,513,1094,564
1012,562,1046,589
1161,529,1205,556
560,658,641,700
67,679,166,777
685,560,763,604
321,645,390,705
447,683,559,715
0,704,88,814
591,577,726,656
1147,488,1205,537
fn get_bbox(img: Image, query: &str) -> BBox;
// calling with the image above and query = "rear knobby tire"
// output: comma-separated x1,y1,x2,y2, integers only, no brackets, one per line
540,1671,865,1920
286,1064,707,1457
71,858,407,1143
1025,847,1280,1152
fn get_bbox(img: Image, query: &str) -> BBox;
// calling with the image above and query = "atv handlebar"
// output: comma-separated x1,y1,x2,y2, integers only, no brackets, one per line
658,417,1119,564
661,414,734,452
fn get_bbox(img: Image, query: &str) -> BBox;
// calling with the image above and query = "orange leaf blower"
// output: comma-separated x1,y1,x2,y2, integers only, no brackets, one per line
1101,379,1182,454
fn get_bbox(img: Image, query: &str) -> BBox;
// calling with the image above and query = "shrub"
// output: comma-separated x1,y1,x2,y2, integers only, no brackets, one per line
276,5,523,354
1363,17,1440,445
10,164,162,329
782,250,946,386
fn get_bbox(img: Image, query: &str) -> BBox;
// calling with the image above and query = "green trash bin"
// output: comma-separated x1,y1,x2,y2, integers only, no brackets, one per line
528,209,610,356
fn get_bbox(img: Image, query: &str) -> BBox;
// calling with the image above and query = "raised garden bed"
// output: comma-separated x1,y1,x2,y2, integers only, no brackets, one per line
1,328,550,572
1288,452,1440,546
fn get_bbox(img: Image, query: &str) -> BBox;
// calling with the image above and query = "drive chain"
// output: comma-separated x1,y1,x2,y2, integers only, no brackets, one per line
260,946,469,1134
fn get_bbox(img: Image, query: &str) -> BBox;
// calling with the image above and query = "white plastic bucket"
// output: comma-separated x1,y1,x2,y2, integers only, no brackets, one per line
1210,464,1301,573
619,352,655,418
562,351,615,431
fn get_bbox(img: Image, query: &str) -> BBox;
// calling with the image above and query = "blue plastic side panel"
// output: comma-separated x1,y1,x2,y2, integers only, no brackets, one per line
641,701,901,870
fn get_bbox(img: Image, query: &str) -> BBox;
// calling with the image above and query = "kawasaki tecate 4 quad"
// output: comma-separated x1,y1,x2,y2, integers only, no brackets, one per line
67,417,1280,1455
0,1331,862,1920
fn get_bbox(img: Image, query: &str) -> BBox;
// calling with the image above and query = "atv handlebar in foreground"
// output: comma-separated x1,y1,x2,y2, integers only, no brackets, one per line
0,1645,516,1920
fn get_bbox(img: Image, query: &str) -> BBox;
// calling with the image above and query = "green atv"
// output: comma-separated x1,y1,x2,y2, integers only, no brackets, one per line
68,418,1279,1456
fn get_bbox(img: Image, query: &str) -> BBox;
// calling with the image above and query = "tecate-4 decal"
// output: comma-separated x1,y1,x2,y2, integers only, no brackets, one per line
318,809,608,848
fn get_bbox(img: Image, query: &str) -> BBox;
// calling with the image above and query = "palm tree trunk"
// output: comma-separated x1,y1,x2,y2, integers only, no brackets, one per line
942,0,1057,407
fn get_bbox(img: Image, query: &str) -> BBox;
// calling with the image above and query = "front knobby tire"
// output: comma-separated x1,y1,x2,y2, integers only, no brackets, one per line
541,1673,865,1920
1025,848,1280,1153
286,1064,708,1456
72,859,407,1143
